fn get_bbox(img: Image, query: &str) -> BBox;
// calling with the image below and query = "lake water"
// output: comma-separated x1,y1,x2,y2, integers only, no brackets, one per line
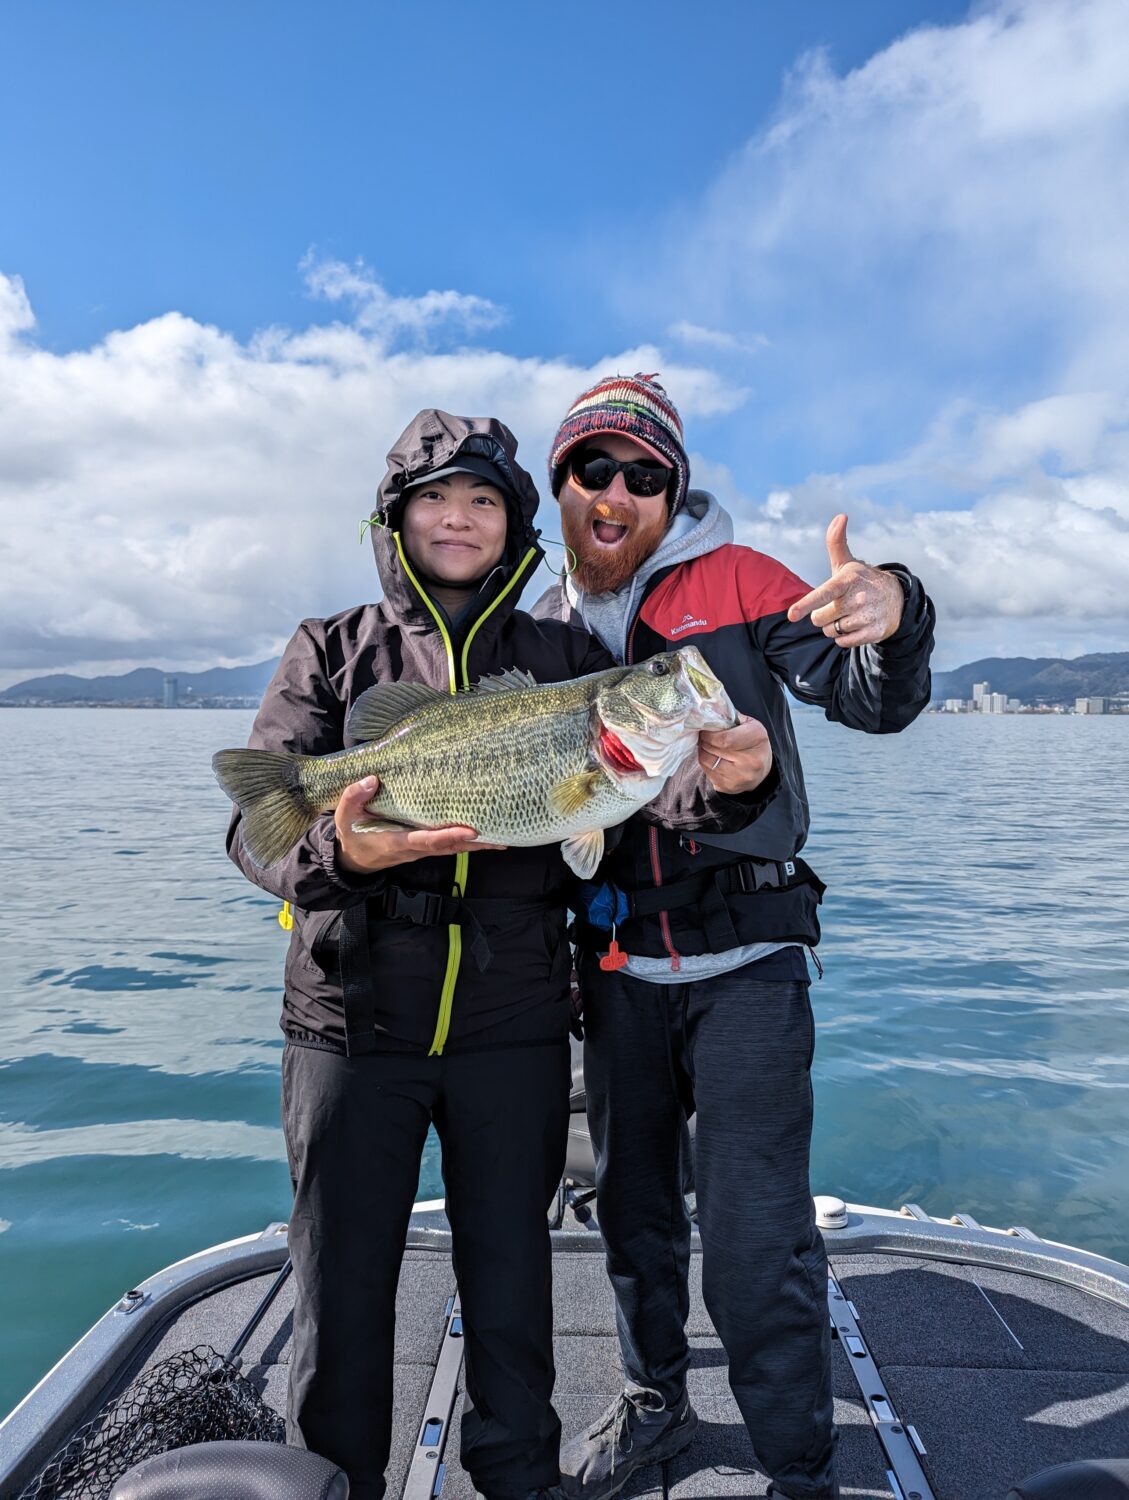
1,706,1127,1417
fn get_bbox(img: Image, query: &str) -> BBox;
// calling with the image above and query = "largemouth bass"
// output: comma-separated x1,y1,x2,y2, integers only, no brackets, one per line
213,645,735,879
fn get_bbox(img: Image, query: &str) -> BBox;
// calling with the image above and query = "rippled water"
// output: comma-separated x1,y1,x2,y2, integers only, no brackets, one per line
1,706,1127,1416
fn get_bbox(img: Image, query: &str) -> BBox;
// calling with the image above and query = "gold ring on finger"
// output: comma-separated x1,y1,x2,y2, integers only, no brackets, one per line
834,618,845,636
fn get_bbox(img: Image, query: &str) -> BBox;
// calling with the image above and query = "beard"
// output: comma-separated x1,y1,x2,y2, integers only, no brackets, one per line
560,499,670,595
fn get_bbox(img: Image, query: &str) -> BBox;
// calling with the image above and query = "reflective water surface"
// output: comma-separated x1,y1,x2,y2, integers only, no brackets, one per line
1,707,1126,1415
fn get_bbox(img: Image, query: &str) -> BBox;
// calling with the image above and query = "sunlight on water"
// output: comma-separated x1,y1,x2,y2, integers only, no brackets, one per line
1,706,1127,1414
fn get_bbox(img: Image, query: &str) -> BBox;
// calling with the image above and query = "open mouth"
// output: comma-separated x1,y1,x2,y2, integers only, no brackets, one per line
591,518,629,547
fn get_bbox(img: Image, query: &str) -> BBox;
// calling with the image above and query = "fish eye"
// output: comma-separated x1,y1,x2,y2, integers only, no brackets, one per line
649,660,670,676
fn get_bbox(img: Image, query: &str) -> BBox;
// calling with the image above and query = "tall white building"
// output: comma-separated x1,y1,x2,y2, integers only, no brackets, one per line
972,681,990,706
1076,697,1106,715
990,693,1008,714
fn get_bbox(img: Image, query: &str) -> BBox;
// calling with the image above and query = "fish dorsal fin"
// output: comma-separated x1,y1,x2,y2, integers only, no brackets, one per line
473,666,539,694
345,682,444,743
549,769,603,819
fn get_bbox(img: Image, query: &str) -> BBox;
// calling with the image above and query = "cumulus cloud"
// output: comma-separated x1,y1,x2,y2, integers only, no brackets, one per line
299,255,505,346
0,266,744,687
628,0,1129,661
5,0,1129,683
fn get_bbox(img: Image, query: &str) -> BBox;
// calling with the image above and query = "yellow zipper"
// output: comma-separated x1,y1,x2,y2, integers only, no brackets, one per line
429,852,466,1055
459,547,538,682
394,534,457,686
395,537,538,1056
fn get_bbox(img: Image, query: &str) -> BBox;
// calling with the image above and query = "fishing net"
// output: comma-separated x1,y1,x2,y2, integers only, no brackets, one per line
17,1345,284,1500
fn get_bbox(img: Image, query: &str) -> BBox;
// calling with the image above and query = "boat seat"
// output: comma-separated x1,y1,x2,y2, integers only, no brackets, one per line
1006,1458,1129,1498
108,1439,348,1499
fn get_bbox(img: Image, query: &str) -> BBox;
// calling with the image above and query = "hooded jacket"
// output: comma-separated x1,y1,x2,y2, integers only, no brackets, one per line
534,490,936,966
226,411,614,1055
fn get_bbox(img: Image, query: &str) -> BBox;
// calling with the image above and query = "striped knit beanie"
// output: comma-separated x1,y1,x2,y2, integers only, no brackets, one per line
548,372,690,516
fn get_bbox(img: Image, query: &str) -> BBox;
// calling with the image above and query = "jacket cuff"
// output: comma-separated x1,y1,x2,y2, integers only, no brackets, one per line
315,819,388,896
724,756,781,819
877,563,930,652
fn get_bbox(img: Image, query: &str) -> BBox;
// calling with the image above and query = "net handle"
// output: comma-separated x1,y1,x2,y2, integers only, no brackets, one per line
225,1258,294,1367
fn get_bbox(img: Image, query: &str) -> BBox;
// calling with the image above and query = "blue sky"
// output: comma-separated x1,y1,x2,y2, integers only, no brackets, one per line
2,0,1127,683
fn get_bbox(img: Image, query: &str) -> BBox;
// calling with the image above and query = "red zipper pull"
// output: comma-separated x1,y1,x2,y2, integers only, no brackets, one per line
600,925,629,972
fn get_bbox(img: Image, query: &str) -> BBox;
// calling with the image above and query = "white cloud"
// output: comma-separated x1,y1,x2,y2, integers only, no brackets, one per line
0,268,744,686
633,0,1129,663
666,321,770,357
6,1,1129,684
299,255,505,346
665,0,1129,378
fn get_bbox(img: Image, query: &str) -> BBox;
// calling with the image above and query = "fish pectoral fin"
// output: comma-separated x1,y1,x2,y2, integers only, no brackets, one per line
549,770,603,818
561,829,605,880
345,682,443,743
472,666,539,694
350,814,413,835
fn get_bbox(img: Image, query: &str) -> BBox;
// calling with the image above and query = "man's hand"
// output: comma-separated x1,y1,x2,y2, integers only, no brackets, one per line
698,713,773,795
334,777,507,875
786,514,905,647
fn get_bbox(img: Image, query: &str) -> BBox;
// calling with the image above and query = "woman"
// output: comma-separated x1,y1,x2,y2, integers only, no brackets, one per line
225,409,612,1500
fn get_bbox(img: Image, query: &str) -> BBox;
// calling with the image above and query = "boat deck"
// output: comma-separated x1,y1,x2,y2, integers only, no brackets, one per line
85,1214,1129,1500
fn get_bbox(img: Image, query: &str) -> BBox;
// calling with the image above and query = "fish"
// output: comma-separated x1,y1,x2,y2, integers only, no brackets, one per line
212,645,736,879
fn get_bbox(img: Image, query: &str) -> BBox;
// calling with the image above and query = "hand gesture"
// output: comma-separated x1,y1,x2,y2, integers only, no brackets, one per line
786,515,905,647
698,713,773,794
334,777,506,874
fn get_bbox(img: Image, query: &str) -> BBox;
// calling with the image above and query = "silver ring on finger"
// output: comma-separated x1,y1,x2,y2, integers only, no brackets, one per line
711,754,722,770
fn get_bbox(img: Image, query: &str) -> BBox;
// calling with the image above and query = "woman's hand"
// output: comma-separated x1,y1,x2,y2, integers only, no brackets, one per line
697,713,773,795
334,777,507,874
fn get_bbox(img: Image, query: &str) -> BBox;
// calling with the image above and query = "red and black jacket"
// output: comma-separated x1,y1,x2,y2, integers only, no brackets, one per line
535,541,935,964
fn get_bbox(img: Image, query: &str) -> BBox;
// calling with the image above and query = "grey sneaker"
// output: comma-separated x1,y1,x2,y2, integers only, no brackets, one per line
559,1386,698,1499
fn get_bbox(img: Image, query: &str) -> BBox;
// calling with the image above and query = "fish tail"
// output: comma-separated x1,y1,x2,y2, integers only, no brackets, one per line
212,748,318,867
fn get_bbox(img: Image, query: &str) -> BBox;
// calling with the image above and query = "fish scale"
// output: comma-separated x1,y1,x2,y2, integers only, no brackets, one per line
350,686,635,843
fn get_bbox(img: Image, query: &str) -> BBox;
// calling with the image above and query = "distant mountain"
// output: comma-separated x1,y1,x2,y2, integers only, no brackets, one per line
5,649,1128,708
932,653,1129,705
0,661,279,704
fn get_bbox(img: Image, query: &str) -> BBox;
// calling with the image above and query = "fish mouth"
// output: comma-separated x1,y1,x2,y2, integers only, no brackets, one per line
685,661,718,700
680,652,736,727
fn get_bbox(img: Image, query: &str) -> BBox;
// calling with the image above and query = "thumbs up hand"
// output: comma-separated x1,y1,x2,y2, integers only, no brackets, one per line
785,514,906,647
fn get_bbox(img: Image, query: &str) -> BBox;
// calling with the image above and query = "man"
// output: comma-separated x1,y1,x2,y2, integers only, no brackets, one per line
535,374,935,1500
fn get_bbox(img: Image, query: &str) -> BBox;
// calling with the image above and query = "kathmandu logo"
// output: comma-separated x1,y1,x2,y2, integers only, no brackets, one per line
670,611,707,636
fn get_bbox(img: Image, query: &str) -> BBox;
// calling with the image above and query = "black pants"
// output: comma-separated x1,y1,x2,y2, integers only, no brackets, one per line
281,1038,571,1500
579,953,838,1500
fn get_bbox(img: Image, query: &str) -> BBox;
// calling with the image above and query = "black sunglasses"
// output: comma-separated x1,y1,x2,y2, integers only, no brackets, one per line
569,449,672,499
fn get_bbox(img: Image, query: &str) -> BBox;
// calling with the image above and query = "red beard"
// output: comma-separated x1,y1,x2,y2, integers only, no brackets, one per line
560,500,669,595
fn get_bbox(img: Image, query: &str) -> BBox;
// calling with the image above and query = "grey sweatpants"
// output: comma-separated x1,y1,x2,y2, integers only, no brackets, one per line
579,952,838,1500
